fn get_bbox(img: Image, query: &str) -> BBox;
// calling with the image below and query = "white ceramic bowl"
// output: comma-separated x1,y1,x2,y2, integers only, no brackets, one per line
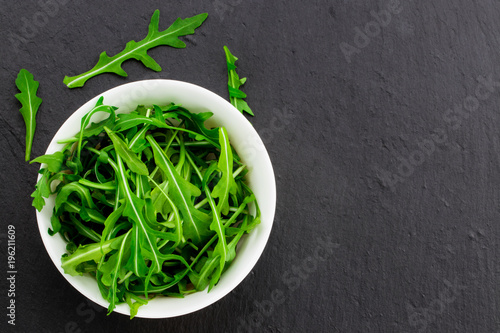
35,80,276,318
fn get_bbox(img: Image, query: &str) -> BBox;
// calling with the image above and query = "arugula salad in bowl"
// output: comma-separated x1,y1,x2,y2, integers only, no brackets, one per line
33,80,276,318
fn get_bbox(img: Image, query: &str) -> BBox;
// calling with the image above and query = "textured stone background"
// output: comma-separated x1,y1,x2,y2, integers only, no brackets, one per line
1,0,500,332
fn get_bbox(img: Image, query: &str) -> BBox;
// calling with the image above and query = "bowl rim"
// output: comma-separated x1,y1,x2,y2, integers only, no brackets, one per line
35,79,276,318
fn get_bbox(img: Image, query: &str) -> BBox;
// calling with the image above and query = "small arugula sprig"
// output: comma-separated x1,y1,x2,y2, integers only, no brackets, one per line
63,10,208,88
224,46,253,116
15,69,42,161
31,99,260,317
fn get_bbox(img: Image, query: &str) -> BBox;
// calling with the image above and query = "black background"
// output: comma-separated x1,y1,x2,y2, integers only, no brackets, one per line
1,0,500,332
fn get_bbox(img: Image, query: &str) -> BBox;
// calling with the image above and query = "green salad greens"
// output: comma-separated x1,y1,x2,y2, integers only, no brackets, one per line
63,10,208,88
31,98,260,317
224,46,253,116
15,68,42,161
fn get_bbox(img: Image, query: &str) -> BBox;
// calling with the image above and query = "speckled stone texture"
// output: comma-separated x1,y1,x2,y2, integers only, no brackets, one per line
1,0,500,332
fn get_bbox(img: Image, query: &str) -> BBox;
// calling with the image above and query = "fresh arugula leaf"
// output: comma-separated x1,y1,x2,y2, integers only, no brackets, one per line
70,214,101,242
49,214,62,235
240,183,262,232
30,151,65,173
150,179,171,219
188,253,220,291
114,154,162,274
114,113,220,148
172,109,219,143
226,213,249,262
15,68,43,161
203,169,229,291
61,234,125,276
58,112,116,144
101,205,125,250
31,168,51,212
63,10,208,88
125,292,148,319
77,97,117,162
128,125,150,153
148,176,182,250
64,201,106,224
104,127,149,176
78,179,116,191
146,135,212,245
223,46,254,116
54,182,96,214
105,230,131,313
124,225,149,278
212,127,237,215
153,105,165,123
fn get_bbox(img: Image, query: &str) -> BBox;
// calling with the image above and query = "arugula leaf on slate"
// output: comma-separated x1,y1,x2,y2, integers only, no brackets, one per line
63,10,208,88
15,68,43,161
223,46,254,116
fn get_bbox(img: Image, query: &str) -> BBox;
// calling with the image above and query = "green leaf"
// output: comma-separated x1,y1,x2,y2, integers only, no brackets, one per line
66,159,83,175
113,154,172,275
30,151,65,173
49,213,62,235
205,188,228,291
59,112,116,144
31,168,51,212
146,135,212,245
223,46,254,116
77,98,117,162
103,230,131,314
201,163,230,291
226,196,256,261
240,183,262,232
113,113,161,132
63,10,208,88
171,109,219,143
79,206,91,222
228,86,247,99
148,176,182,250
78,179,116,191
98,150,110,164
54,182,96,214
188,253,220,291
211,127,237,215
125,292,148,319
105,127,149,176
114,112,220,148
64,201,107,224
70,214,101,243
15,68,43,161
101,205,125,250
150,180,171,218
61,234,125,276
153,105,165,123
128,125,150,152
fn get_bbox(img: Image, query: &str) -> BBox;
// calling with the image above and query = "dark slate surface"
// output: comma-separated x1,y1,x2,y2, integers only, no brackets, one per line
1,0,500,332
